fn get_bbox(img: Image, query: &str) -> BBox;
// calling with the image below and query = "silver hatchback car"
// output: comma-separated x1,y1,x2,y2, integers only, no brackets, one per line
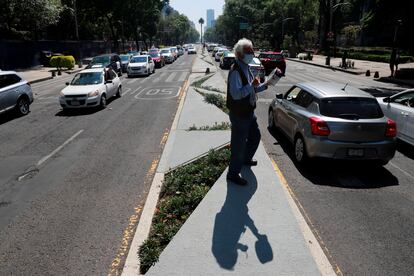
268,82,396,165
0,71,34,116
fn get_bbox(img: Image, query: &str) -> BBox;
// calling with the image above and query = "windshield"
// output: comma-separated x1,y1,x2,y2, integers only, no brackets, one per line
70,72,102,85
130,57,147,63
91,56,110,64
120,55,130,62
160,49,170,54
150,53,160,58
320,97,384,119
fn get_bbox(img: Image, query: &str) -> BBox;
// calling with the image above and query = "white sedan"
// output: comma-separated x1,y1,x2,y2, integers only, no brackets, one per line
127,55,155,77
215,48,226,61
59,68,121,110
378,89,414,145
188,46,196,55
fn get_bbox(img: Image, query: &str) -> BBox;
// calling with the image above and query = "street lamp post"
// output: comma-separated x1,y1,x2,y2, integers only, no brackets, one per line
199,18,204,44
281,17,294,48
326,1,351,66
73,0,82,67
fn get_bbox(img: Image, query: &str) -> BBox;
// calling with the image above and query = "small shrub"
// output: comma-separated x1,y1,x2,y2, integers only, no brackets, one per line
50,55,75,70
204,93,227,112
187,122,231,131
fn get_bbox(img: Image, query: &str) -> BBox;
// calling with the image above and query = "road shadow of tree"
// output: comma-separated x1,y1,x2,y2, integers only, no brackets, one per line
211,167,273,270
267,127,399,189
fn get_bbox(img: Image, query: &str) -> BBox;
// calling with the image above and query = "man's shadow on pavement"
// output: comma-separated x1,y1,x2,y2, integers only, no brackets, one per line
212,168,273,270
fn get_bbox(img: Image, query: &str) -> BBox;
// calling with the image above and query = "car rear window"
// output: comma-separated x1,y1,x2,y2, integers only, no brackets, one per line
320,97,384,119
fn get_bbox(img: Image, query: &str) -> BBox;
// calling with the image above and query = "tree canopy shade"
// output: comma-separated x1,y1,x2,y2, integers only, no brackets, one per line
0,0,198,50
203,0,413,53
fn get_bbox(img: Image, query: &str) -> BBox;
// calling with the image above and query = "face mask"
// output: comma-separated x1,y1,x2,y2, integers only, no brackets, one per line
242,54,254,64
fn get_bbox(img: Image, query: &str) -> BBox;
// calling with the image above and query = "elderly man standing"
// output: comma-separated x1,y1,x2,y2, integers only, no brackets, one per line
226,38,269,186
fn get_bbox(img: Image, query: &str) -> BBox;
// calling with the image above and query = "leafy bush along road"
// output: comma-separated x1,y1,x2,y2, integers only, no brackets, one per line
138,148,231,274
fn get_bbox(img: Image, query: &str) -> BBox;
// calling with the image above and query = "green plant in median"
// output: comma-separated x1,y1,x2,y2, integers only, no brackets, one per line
191,74,214,88
203,93,229,114
138,148,230,274
201,85,225,94
188,122,231,131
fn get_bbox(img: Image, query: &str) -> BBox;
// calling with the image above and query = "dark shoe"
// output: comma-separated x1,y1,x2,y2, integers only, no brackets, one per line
227,174,248,186
244,159,258,166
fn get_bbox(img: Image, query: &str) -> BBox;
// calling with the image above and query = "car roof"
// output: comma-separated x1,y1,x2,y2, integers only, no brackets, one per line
261,51,282,54
79,68,105,73
132,55,149,58
297,82,374,99
0,70,18,75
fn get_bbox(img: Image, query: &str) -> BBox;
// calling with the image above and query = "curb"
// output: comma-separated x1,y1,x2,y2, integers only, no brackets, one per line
376,77,414,87
28,76,54,85
287,58,362,75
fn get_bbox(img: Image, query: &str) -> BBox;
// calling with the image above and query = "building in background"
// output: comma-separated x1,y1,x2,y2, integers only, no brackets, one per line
206,9,215,30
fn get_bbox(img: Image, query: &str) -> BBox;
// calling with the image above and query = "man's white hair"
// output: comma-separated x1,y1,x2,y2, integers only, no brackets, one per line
234,38,253,57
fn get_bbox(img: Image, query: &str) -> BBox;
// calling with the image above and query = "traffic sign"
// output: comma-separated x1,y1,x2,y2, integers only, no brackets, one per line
239,22,249,30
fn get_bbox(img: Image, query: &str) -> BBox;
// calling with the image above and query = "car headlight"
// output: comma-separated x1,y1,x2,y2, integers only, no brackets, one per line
88,90,99,97
59,91,65,97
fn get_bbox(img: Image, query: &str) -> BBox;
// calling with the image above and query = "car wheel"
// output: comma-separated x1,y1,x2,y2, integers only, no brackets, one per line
116,86,122,98
268,109,276,130
294,135,308,164
16,97,30,116
100,94,107,109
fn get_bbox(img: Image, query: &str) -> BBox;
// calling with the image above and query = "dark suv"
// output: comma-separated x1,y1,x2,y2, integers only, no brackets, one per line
87,54,122,76
258,51,286,75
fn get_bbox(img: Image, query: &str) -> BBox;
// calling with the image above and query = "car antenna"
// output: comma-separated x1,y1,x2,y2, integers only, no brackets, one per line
342,83,349,92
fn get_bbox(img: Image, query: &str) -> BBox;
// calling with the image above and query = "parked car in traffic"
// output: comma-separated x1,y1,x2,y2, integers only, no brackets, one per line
170,47,178,60
160,48,174,63
149,50,165,68
249,57,266,83
268,82,396,165
0,71,33,116
215,48,227,62
258,51,286,75
212,46,220,57
127,55,155,77
59,68,121,110
119,54,132,73
177,45,184,56
187,46,197,55
87,54,123,76
220,51,236,69
378,89,414,146
208,43,218,52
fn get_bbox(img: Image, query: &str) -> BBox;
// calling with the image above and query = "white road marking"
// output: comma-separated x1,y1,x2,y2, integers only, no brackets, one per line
152,72,167,83
177,71,188,82
128,86,142,95
36,129,84,167
389,162,414,180
165,72,177,82
127,78,138,84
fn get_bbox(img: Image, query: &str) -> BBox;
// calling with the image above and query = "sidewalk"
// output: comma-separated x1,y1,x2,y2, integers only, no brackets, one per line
289,54,414,86
14,65,86,84
122,52,336,275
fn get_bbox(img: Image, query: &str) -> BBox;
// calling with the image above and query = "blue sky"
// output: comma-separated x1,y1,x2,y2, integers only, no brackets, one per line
169,0,225,34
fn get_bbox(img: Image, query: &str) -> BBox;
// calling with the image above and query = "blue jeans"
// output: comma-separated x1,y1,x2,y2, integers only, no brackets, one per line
228,113,261,177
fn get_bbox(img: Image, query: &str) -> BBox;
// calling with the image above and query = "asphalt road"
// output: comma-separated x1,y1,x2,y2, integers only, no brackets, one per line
213,57,414,275
0,53,195,275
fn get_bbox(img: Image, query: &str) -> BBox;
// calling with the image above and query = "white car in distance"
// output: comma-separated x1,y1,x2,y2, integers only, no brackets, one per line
160,48,174,64
187,46,196,55
127,55,155,77
59,68,121,111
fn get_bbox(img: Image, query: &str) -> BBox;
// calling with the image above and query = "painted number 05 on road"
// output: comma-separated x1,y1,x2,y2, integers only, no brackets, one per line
135,87,181,100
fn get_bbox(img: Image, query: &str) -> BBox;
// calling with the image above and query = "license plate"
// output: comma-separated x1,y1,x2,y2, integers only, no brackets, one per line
348,149,364,157
71,100,80,106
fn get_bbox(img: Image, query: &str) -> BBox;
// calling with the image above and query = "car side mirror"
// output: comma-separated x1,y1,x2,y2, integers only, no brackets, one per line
276,93,283,99
383,97,391,103
105,80,113,84
65,82,69,86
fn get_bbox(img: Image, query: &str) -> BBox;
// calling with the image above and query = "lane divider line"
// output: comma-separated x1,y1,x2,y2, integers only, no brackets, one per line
270,158,342,276
37,130,84,167
389,161,414,180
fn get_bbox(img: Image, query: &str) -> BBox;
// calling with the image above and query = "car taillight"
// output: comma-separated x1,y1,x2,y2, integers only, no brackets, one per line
385,119,397,137
309,117,330,136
